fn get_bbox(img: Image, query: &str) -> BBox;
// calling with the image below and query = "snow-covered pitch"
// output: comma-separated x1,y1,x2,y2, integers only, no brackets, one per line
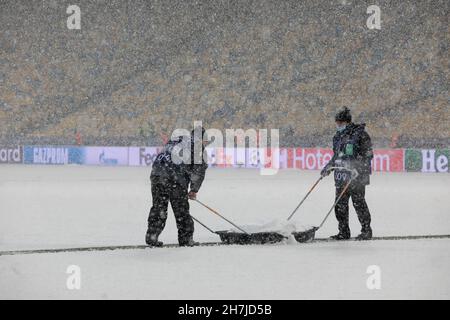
0,165,449,299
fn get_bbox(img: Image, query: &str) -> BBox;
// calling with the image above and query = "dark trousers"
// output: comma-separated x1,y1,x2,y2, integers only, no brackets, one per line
334,184,371,235
147,176,194,244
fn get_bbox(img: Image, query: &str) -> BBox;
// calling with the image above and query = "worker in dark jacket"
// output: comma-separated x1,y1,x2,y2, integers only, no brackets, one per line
321,107,374,240
146,127,209,247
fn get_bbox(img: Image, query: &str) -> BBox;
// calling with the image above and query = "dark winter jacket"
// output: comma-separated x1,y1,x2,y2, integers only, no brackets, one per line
151,136,208,192
325,123,373,186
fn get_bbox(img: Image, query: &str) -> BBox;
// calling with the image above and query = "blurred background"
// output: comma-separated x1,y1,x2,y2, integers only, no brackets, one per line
0,0,448,148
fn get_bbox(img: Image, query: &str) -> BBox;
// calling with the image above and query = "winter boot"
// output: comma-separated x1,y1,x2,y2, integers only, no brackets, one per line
356,227,373,240
179,236,199,247
146,229,163,247
330,232,351,240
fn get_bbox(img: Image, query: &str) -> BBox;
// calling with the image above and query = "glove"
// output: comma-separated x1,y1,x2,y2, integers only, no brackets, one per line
188,191,197,200
320,165,332,177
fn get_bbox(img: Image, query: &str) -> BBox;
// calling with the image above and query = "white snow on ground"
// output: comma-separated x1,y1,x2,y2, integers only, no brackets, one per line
0,165,449,299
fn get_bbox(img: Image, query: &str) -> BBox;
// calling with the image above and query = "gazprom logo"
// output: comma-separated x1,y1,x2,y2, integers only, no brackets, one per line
99,150,118,165
32,147,69,164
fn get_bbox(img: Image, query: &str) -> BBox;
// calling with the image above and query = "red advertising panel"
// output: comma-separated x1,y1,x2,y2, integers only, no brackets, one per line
279,148,333,170
372,149,404,172
277,148,404,172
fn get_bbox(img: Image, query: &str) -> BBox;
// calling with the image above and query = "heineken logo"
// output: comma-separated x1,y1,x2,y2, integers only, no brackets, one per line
405,149,449,173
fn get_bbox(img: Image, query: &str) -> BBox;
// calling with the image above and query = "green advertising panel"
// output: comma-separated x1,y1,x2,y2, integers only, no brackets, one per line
405,149,450,172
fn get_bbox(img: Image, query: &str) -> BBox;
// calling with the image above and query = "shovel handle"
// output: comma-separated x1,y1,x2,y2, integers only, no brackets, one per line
287,176,323,221
193,199,249,234
190,214,217,235
318,179,352,229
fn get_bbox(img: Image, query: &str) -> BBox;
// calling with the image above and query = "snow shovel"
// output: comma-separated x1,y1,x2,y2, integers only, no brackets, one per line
292,169,357,243
216,175,326,244
193,199,287,245
191,214,285,245
215,230,287,245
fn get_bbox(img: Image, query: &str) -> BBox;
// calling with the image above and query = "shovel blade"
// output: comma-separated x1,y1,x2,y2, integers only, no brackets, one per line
251,232,286,244
216,231,251,244
216,231,286,245
292,227,318,243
